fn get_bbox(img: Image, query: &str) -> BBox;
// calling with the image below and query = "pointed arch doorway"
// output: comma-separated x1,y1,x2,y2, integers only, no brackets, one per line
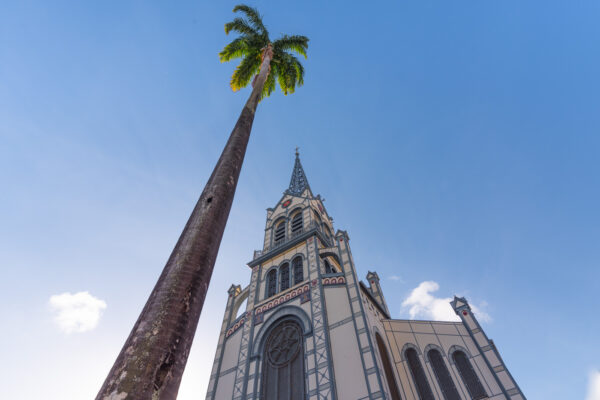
261,320,305,400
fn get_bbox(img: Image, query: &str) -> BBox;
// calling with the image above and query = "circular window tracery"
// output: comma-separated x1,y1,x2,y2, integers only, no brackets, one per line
265,321,302,367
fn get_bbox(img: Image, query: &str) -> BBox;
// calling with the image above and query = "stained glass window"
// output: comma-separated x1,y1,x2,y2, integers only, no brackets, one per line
428,349,460,400
453,351,487,399
293,257,303,285
267,269,277,298
280,263,290,291
406,348,434,400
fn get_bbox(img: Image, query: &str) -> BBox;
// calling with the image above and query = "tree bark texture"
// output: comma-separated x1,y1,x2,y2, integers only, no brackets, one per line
97,45,274,400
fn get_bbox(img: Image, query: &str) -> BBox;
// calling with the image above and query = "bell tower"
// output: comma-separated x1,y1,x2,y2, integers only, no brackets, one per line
205,152,526,400
206,152,389,400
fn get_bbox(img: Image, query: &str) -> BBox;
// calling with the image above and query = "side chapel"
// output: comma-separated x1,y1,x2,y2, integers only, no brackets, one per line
205,153,526,400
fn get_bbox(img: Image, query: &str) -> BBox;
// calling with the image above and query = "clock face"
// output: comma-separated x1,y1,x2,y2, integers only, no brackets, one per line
282,199,292,208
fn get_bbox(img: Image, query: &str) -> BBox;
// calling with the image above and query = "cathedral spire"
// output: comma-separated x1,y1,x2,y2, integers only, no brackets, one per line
286,148,311,196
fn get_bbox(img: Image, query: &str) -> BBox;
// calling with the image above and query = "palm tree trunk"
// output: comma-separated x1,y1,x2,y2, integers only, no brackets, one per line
97,44,274,400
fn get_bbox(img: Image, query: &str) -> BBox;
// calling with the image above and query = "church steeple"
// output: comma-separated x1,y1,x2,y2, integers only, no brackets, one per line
285,148,311,196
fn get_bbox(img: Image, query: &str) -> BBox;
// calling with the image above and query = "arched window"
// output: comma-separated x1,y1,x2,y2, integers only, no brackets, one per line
292,257,303,285
428,349,460,400
405,348,434,400
376,333,402,400
261,320,305,400
280,263,290,291
452,351,487,399
291,211,303,235
267,269,277,298
274,219,286,244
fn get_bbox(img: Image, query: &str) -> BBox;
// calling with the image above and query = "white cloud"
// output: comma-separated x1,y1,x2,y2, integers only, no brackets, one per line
401,281,491,322
470,301,492,323
402,281,459,321
586,370,600,400
388,275,404,283
49,291,107,334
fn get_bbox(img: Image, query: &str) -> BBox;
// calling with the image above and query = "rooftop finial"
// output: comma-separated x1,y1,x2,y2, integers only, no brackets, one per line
295,146,299,157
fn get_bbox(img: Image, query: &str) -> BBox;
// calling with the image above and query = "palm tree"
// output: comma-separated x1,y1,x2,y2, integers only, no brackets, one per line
220,5,308,100
96,5,308,400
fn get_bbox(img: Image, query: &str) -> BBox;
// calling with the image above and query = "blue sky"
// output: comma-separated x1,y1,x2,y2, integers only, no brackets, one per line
1,1,599,399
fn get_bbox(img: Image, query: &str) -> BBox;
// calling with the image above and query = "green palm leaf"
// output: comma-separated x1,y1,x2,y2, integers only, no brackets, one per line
224,18,258,36
273,35,309,59
219,37,250,62
232,5,268,37
274,51,304,94
231,51,261,91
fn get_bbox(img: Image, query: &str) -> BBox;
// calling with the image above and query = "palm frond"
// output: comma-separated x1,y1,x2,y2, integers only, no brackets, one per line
293,57,304,86
273,35,309,58
282,52,304,86
276,56,296,95
224,18,258,36
219,37,250,62
272,51,304,94
230,51,261,91
232,4,269,37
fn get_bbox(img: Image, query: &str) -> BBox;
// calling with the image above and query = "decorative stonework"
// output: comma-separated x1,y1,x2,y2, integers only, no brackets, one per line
254,283,311,324
225,312,250,338
307,236,334,399
231,265,260,400
322,276,346,286
266,322,302,366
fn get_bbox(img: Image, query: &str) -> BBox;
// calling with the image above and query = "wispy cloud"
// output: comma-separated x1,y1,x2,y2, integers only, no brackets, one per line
587,370,600,400
401,281,491,322
49,291,107,334
388,275,404,283
470,301,492,323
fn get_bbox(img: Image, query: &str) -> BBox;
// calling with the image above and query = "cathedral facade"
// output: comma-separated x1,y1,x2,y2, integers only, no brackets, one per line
205,154,525,400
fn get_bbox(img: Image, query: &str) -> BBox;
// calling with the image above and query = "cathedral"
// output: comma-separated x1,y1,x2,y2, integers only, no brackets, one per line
204,153,526,400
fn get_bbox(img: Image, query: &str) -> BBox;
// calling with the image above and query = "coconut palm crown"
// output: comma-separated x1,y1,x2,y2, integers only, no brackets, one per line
219,4,309,99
